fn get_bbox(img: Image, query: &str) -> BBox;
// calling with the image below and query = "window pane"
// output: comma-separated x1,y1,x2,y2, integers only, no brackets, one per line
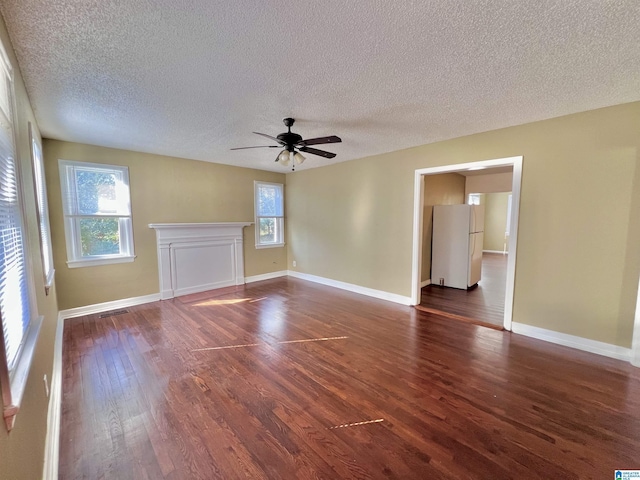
75,169,120,214
30,128,54,284
0,223,30,371
258,185,283,217
79,218,120,256
258,217,277,244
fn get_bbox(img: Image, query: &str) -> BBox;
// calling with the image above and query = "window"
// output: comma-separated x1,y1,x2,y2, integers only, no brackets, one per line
59,160,135,267
0,41,42,431
29,122,54,293
468,193,482,205
254,181,284,248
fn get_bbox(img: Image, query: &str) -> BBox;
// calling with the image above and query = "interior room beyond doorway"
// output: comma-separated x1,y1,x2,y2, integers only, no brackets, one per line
412,157,522,330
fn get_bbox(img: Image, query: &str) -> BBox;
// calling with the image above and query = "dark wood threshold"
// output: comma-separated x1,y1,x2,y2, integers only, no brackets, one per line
414,304,504,331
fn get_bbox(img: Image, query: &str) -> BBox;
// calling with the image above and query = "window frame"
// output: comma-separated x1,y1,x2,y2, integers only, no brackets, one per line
0,39,43,432
58,160,135,268
254,181,285,249
468,193,482,205
29,122,54,293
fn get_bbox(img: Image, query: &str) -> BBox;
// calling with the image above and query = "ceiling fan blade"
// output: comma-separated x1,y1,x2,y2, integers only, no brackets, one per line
230,145,279,150
253,132,285,145
298,146,337,158
297,135,342,146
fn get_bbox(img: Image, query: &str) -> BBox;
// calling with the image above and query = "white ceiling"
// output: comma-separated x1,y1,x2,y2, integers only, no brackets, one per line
1,1,639,173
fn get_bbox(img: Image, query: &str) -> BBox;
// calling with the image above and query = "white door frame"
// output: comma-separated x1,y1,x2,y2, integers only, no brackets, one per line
410,156,523,331
632,278,640,366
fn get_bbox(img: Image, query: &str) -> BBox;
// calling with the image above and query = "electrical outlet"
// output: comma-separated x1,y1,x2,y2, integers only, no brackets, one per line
292,260,297,267
43,374,49,398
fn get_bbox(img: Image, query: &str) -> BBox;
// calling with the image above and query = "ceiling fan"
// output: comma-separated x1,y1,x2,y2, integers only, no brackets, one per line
231,117,341,170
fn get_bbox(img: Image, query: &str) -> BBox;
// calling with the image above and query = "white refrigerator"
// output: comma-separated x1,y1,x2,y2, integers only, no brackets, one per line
431,204,484,289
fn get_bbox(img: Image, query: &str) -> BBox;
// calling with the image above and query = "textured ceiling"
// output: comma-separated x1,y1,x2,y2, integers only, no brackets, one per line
1,1,639,173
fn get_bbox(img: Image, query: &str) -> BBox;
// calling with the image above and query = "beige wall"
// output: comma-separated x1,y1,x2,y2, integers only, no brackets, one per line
421,173,466,282
465,172,513,196
286,102,640,348
43,140,287,310
484,192,511,252
0,17,60,480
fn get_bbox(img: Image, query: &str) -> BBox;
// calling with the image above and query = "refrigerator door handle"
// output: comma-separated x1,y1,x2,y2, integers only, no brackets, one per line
472,207,475,233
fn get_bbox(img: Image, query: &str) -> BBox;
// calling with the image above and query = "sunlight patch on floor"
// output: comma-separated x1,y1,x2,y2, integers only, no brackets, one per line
328,419,384,430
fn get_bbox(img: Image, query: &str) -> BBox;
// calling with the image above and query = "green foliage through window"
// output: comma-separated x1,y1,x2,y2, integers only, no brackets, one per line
79,218,120,256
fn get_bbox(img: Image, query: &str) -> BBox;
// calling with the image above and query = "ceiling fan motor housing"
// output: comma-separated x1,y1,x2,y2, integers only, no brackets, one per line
278,117,301,150
277,132,303,150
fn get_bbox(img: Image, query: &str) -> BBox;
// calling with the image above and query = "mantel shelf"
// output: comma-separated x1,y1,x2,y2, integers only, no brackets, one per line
149,222,253,230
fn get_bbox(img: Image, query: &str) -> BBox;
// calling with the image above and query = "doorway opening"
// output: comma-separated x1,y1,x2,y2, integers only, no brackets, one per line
410,156,523,331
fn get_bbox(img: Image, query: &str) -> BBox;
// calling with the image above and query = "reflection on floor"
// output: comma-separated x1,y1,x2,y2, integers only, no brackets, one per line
419,252,507,328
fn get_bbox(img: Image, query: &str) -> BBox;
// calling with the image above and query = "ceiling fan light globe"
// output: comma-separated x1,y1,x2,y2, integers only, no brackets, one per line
294,152,306,165
278,149,291,165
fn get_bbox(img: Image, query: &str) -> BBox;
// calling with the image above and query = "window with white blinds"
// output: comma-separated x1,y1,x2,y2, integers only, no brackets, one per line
0,40,41,431
29,122,54,293
0,50,30,374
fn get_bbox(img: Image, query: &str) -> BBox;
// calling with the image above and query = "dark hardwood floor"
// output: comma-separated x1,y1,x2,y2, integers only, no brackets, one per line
60,277,640,479
420,252,508,327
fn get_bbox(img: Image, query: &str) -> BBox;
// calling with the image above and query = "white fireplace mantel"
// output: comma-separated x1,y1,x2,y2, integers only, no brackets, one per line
149,222,252,300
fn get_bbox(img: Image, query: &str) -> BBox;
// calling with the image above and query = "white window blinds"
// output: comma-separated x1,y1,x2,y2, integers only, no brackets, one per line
0,61,30,372
30,124,54,290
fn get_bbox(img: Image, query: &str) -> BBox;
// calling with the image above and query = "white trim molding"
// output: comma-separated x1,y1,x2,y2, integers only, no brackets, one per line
420,279,431,288
59,293,161,320
288,271,412,305
512,322,632,362
483,250,507,254
42,313,64,480
632,275,640,367
245,271,288,283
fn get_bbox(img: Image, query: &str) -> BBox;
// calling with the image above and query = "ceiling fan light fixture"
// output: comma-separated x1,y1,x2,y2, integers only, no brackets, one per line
293,152,306,165
278,149,291,165
232,118,341,168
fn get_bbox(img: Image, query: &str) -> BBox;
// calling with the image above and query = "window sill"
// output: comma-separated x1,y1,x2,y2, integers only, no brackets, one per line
255,243,285,249
2,315,43,431
67,255,136,268
44,269,55,295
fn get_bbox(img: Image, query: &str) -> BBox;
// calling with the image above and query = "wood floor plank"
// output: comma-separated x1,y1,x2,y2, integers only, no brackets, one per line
59,277,640,479
421,252,507,326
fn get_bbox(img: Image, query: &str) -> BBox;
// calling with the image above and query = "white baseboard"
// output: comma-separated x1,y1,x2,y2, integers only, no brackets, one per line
59,293,161,320
483,250,507,254
511,322,632,362
287,270,412,306
420,279,431,288
245,270,288,283
42,313,64,480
